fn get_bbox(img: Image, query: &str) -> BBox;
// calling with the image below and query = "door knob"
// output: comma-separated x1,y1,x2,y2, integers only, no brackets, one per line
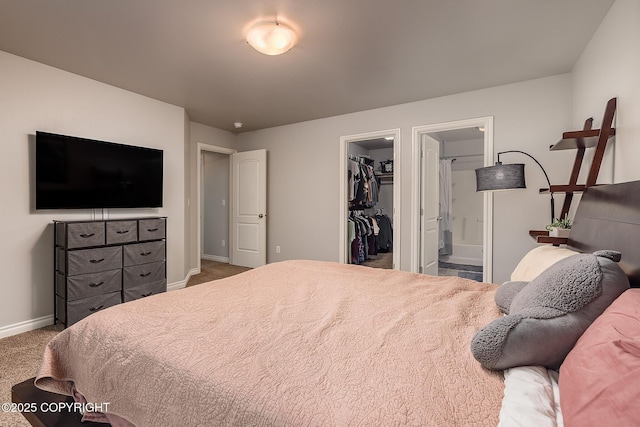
258,214,264,218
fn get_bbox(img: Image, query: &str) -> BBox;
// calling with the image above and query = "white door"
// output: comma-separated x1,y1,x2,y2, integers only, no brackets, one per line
230,149,267,268
420,135,440,275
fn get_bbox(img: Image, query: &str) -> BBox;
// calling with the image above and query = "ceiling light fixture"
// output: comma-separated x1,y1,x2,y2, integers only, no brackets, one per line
246,20,298,55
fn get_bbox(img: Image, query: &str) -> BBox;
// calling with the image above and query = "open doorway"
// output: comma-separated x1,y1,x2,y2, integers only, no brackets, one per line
191,144,266,287
201,151,231,263
196,144,267,274
196,143,236,275
412,118,494,282
339,129,400,270
430,128,485,280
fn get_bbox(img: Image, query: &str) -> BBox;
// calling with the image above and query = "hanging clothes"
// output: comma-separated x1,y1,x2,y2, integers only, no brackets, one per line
439,158,453,256
347,211,396,264
348,212,374,264
347,156,385,264
375,213,393,253
348,159,361,202
348,158,379,210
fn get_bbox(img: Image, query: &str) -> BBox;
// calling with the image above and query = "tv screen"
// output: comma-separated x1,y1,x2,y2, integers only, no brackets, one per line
35,131,163,210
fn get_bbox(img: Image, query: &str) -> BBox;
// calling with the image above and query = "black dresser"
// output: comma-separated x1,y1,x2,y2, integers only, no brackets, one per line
54,217,167,327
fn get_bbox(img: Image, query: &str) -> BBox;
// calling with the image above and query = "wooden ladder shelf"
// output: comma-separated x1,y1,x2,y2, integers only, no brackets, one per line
531,97,617,245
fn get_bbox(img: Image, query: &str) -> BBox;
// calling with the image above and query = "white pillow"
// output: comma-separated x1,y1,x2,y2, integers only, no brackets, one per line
498,366,563,427
510,245,579,282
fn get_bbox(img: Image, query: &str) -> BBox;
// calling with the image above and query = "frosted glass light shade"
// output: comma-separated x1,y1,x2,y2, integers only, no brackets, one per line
246,21,297,55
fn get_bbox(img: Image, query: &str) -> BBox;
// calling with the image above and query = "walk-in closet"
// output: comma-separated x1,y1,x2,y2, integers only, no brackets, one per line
347,138,395,269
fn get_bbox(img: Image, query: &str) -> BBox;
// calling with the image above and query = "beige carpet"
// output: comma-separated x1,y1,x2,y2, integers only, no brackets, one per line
0,260,250,426
186,259,252,287
0,324,63,427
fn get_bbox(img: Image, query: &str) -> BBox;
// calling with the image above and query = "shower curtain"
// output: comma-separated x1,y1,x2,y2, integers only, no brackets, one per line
439,159,453,256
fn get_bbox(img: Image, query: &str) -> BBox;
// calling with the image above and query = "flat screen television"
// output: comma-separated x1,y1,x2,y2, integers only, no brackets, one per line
35,131,163,210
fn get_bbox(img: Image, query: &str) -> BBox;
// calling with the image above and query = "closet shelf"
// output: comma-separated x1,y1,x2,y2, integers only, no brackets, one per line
377,173,393,185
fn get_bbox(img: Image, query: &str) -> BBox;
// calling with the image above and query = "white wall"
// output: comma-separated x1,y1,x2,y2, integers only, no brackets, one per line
572,0,640,184
0,51,187,336
444,138,484,172
451,170,484,246
236,75,573,283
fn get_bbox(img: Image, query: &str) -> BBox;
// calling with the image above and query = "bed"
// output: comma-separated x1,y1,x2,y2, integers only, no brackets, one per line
25,180,640,426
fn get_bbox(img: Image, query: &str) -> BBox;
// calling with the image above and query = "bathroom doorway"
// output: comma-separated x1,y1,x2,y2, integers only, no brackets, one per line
412,118,494,282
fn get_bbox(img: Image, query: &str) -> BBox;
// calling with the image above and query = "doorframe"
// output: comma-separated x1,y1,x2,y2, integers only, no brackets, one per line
339,128,401,269
411,117,494,282
196,143,237,274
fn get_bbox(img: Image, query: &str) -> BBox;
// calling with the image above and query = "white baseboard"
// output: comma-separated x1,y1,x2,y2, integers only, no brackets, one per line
0,314,55,339
167,281,186,291
202,254,229,263
168,267,199,291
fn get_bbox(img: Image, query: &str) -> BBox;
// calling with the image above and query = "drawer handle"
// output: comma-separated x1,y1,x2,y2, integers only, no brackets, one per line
141,292,153,297
140,272,152,277
89,258,105,264
147,228,159,232
89,305,104,312
116,230,130,234
140,251,152,256
89,281,104,288
79,233,95,238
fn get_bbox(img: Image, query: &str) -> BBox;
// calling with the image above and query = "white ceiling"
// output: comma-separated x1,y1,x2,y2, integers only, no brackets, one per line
0,0,614,133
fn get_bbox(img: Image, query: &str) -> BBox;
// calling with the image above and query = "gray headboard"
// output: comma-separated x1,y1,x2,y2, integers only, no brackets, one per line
567,180,640,288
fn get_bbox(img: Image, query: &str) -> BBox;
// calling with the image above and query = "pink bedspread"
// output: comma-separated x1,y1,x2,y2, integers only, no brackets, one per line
36,260,503,426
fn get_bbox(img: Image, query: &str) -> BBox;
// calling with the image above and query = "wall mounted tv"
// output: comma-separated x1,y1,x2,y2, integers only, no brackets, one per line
35,131,163,210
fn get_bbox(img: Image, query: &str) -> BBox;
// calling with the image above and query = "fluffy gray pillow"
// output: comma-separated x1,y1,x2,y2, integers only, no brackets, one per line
494,281,528,314
471,250,629,370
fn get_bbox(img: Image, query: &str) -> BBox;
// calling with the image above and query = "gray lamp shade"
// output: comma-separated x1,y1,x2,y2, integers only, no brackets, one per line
475,163,526,191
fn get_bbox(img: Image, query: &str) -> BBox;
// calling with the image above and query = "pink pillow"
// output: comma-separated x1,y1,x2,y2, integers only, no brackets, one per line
559,289,640,426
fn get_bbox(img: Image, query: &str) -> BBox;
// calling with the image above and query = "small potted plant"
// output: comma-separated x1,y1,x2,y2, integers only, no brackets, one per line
546,216,573,238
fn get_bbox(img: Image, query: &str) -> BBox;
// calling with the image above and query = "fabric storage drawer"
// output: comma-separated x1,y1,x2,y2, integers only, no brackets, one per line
58,291,122,326
123,261,165,288
57,269,122,301
66,246,123,276
123,280,166,302
139,218,166,241
62,222,106,249
54,217,168,328
123,240,166,266
106,220,138,245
